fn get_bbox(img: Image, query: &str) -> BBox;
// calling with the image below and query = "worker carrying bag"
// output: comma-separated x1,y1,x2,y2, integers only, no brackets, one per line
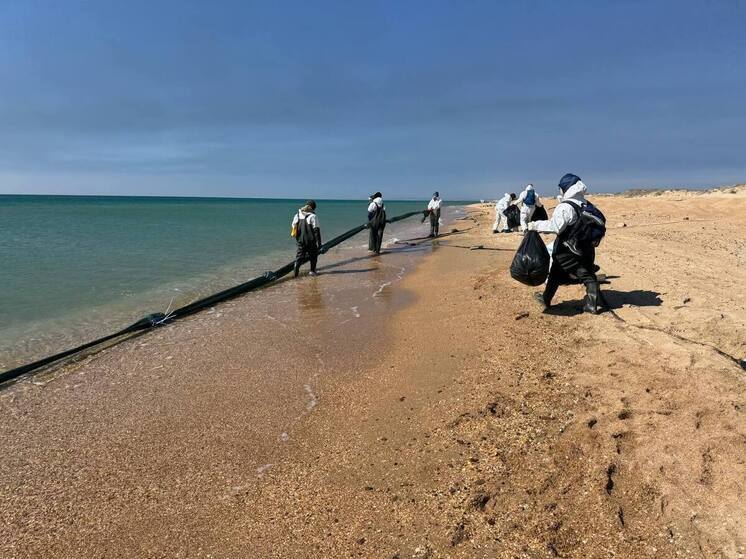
510,231,550,286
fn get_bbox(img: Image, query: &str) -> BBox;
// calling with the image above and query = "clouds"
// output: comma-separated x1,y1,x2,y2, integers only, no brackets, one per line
0,0,745,197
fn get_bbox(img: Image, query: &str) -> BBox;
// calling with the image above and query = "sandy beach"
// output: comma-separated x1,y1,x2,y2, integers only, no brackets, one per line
1,187,745,558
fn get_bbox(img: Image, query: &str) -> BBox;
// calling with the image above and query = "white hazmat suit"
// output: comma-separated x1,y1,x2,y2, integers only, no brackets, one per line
516,184,542,231
492,193,513,233
527,180,587,234
527,176,603,314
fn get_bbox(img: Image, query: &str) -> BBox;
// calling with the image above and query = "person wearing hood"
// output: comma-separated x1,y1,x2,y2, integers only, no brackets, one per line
492,192,517,233
527,173,604,314
516,184,543,231
367,192,386,254
426,192,442,237
291,200,322,277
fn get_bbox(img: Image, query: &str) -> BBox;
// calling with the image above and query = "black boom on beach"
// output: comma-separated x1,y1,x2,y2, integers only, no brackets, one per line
0,211,424,387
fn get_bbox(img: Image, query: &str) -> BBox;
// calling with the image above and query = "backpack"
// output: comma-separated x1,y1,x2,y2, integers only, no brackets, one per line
561,201,606,256
524,190,536,206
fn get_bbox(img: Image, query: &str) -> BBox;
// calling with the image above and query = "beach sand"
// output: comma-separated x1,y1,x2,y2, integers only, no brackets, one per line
1,187,745,558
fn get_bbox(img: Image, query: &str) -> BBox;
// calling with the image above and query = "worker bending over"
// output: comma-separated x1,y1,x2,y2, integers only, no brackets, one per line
516,184,543,231
492,192,516,233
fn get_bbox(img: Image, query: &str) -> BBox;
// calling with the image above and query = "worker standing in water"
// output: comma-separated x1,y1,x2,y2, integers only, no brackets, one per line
516,184,543,231
291,200,322,277
367,192,386,254
426,191,442,237
527,173,606,314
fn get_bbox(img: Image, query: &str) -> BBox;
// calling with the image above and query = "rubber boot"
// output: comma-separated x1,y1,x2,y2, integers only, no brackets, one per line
533,292,548,310
583,281,603,314
293,260,301,278
539,277,560,310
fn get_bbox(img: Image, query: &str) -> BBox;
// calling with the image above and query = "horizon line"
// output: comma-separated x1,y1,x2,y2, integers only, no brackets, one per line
0,192,480,203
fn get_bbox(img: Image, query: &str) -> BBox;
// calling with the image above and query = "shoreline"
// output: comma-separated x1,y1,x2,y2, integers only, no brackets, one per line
0,199,457,373
0,212,475,556
2,190,745,557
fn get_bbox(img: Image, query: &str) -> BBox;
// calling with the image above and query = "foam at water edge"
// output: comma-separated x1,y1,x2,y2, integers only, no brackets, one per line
373,265,407,297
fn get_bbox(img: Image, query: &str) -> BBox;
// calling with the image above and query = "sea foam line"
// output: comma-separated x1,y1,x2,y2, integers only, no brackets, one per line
373,265,407,297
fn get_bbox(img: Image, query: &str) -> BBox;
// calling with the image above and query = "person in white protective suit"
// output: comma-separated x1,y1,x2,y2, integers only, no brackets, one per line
527,173,604,314
492,192,516,233
426,191,443,237
516,184,543,231
367,192,386,254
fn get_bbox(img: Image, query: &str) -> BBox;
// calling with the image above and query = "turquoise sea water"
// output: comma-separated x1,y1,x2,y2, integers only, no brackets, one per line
0,195,466,369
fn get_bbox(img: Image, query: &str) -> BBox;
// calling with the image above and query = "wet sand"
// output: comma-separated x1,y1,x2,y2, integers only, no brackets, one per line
0,237,434,557
1,187,745,558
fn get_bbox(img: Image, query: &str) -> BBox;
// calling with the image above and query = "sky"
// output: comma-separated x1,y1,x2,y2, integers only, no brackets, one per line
0,0,744,199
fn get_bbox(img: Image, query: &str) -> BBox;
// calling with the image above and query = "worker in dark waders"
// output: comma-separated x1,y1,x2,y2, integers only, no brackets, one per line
426,191,442,238
291,200,322,277
527,174,606,314
367,192,386,255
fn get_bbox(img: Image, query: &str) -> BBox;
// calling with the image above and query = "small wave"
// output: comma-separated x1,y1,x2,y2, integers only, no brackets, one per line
373,265,407,297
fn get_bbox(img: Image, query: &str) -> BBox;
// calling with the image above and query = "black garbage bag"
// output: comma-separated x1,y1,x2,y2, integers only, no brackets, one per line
504,205,520,229
510,231,550,286
531,205,548,222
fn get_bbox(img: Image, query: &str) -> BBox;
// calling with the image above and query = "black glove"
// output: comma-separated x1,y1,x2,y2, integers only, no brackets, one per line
314,229,322,251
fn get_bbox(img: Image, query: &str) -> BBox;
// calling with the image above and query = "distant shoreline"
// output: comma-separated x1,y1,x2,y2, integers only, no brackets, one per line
479,183,746,203
0,192,478,203
1,182,744,201
608,183,745,197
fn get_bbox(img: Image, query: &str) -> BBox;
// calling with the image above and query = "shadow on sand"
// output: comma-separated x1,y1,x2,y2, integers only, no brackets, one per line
316,244,429,274
437,243,514,252
394,228,472,246
545,289,663,316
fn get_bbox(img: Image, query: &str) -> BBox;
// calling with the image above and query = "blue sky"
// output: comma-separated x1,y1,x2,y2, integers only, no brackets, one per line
0,0,744,199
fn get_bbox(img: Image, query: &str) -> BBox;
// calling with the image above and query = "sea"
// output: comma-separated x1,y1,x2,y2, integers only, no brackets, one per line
0,195,467,371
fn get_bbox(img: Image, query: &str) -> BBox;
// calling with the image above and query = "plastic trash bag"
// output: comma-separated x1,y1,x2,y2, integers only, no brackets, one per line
504,205,520,229
510,231,550,286
531,205,548,222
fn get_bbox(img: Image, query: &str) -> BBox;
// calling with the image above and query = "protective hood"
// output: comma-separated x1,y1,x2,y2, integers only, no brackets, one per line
525,184,534,191
560,180,588,202
372,196,384,207
559,173,581,193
